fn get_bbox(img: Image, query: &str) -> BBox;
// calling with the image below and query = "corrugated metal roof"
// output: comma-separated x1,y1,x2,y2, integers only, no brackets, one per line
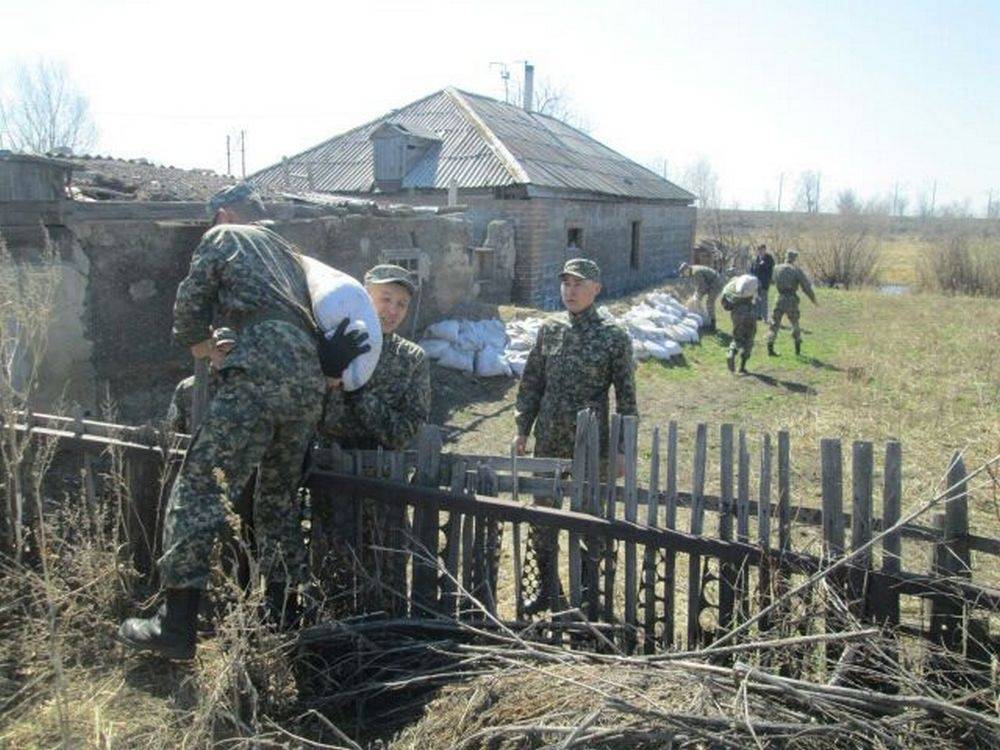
250,88,694,202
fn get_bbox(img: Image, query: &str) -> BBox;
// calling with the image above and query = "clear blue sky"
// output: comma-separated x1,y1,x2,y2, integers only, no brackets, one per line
2,0,997,212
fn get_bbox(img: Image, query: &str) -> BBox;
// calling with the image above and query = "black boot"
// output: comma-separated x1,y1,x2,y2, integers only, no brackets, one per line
739,353,750,374
794,339,801,356
118,589,200,660
726,350,736,372
767,341,777,357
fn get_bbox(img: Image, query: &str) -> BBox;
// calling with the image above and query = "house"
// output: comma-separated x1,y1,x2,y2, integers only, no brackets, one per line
249,87,695,308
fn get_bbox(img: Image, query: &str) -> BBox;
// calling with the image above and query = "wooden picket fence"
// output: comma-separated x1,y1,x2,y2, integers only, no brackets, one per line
2,409,999,663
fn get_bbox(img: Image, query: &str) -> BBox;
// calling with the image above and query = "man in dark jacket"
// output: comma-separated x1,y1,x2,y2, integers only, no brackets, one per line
750,244,775,321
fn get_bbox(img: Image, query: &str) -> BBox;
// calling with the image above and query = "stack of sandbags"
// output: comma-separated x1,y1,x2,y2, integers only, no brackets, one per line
419,319,511,377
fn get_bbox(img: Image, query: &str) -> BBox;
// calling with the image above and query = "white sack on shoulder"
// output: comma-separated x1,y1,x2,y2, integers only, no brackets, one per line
300,255,383,392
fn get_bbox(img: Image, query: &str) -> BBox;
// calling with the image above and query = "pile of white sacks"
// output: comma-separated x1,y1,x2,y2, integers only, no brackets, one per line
419,291,703,378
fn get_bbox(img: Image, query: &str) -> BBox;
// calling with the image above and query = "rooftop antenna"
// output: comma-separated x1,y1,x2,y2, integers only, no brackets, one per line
489,62,511,103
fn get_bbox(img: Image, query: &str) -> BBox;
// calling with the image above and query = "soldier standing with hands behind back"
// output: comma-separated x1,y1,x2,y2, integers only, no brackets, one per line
767,249,818,357
512,258,637,613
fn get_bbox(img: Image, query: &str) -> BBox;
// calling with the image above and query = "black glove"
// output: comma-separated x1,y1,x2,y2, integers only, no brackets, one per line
318,318,371,378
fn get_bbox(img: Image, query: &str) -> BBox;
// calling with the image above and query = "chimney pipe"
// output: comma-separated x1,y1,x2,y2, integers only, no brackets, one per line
523,62,534,112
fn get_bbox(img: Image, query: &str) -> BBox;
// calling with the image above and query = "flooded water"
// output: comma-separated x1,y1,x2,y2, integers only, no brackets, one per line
877,284,911,295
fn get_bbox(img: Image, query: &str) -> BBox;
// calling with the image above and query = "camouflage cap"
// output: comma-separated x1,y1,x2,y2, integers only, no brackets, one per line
208,182,266,215
786,249,799,261
364,263,417,295
560,257,601,281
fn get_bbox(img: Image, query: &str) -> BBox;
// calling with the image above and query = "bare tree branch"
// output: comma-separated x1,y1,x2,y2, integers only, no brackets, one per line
1,59,97,154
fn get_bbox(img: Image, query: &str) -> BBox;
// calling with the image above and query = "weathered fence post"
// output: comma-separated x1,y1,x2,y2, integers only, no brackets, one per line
642,426,661,653
776,430,792,598
758,434,773,631
881,441,902,628
602,415,621,623
661,421,678,649
568,410,590,611
622,415,640,651
718,424,736,634
929,452,969,653
510,445,524,622
736,429,751,623
412,426,443,615
440,459,466,616
820,438,845,665
686,422,708,650
849,441,873,621
584,413,602,621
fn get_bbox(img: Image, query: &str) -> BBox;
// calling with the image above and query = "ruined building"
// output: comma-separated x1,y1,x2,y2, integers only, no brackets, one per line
249,86,696,308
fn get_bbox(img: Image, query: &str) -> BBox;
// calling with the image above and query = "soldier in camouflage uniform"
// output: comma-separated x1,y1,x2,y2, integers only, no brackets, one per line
164,327,235,434
319,264,430,451
119,183,367,659
766,249,818,357
679,262,724,332
513,258,637,613
720,276,758,374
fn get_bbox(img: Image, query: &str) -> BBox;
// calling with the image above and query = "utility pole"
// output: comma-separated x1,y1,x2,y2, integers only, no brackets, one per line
489,62,511,103
240,130,246,179
815,172,822,214
986,188,994,218
226,135,231,176
930,179,937,217
776,172,784,212
892,181,900,216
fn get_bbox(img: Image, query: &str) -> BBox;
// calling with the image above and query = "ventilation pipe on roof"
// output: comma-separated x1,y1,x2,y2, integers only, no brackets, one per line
523,62,534,112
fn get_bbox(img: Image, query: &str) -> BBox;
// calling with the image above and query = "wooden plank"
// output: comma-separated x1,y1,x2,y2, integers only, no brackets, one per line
820,437,845,654
643,426,661,654
686,422,708,650
584,413,602,620
718,424,736,633
662,421,678,649
736,429,751,622
602,414,622,623
622,415,639,649
510,445,524,622
412,426,443,614
568,410,590,610
944,452,971,578
460,470,476,617
475,465,500,617
440,459,466,616
776,430,792,598
881,441,902,627
388,451,408,617
758,434,773,631
550,473,566,613
849,441,873,621
125,452,165,581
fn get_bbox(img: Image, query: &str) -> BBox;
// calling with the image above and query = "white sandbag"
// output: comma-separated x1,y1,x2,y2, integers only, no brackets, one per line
425,319,462,343
418,338,452,360
632,340,651,360
300,255,383,392
437,345,474,373
475,345,512,378
723,274,759,299
683,312,703,328
507,357,527,377
644,340,675,360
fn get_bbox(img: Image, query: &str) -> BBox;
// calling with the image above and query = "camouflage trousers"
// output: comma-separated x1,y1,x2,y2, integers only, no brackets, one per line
159,366,326,590
698,291,719,328
729,305,757,357
767,293,801,344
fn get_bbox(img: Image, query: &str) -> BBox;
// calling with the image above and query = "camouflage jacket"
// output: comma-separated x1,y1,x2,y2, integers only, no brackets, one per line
173,223,318,374
691,265,724,296
514,305,637,459
319,332,431,450
772,263,817,303
165,373,219,434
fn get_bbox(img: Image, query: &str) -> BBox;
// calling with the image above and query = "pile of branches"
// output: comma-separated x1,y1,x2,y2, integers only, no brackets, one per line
292,599,998,749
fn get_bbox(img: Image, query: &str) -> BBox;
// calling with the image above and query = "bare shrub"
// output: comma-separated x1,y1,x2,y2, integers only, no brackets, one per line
918,230,1000,297
802,214,884,289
